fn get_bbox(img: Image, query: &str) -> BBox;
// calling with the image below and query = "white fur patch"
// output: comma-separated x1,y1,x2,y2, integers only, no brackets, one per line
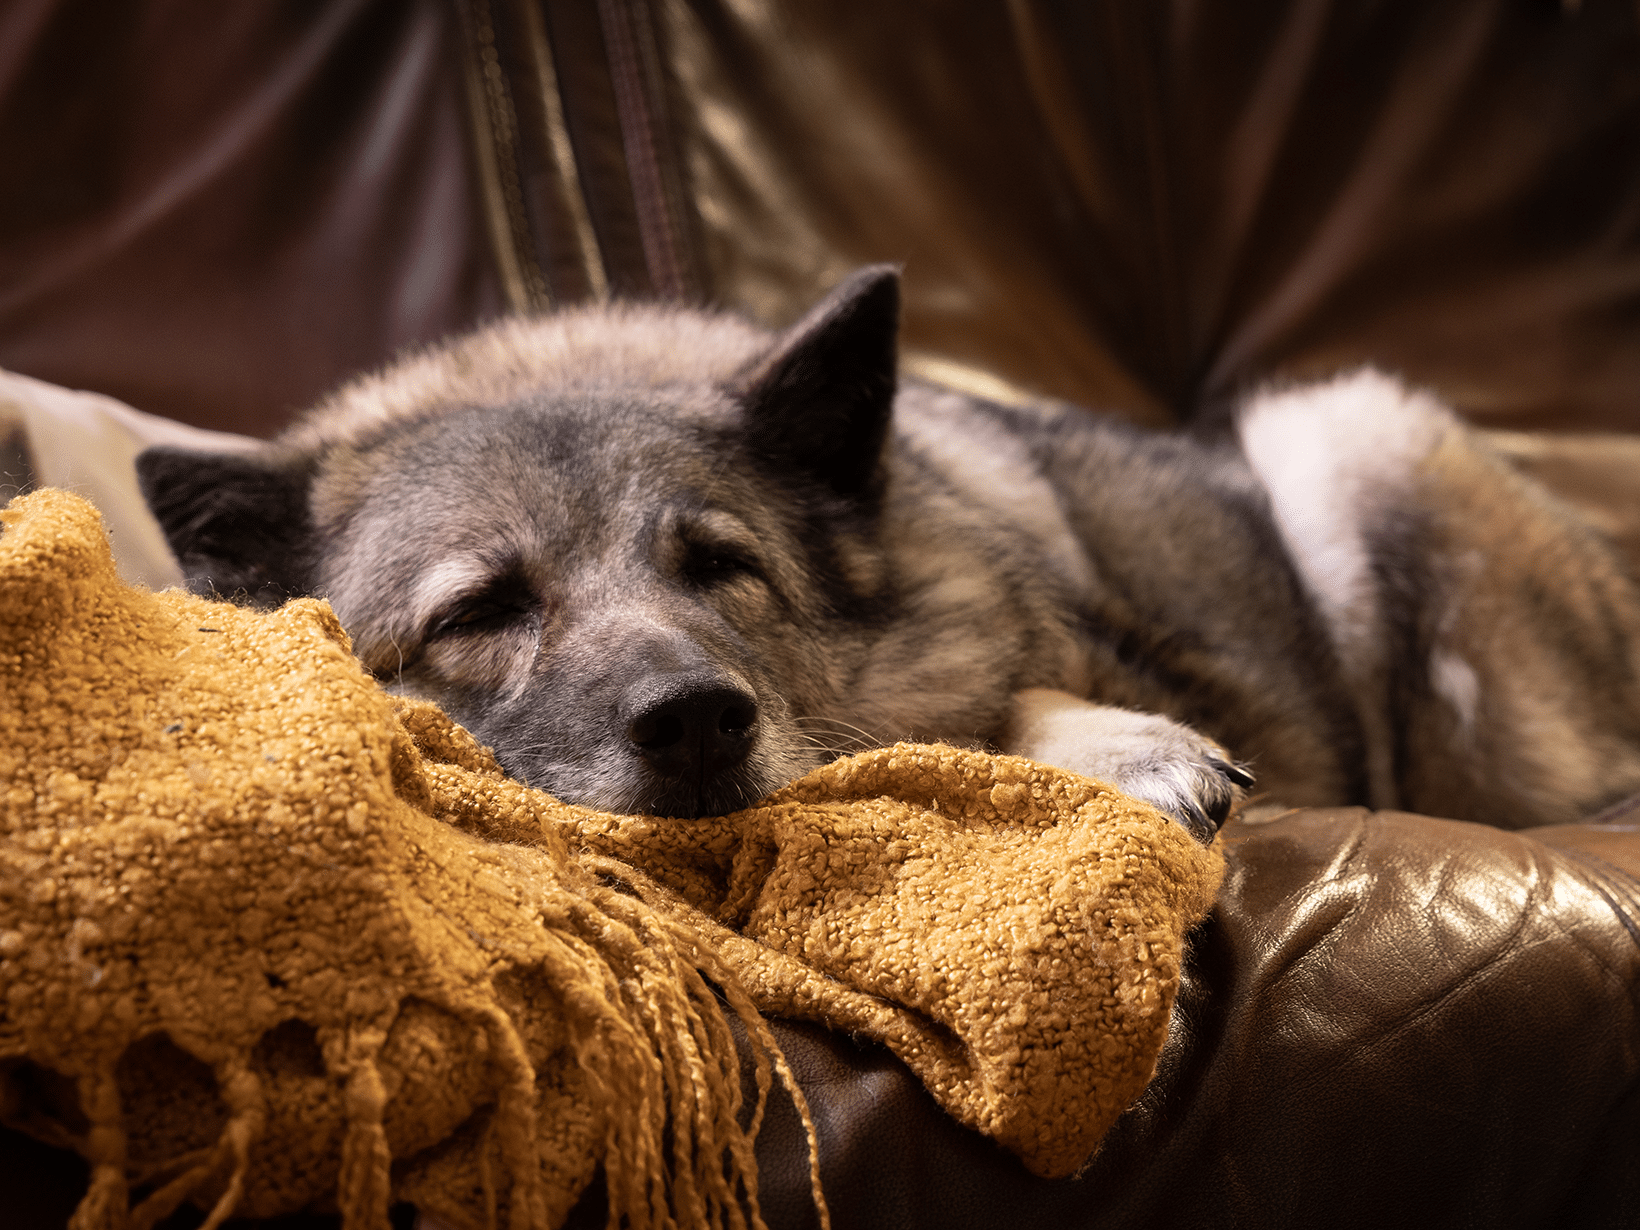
1236,368,1453,808
1430,650,1480,736
1237,369,1445,632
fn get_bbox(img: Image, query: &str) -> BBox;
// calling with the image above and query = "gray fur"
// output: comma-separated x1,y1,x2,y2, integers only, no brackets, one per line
137,267,1640,835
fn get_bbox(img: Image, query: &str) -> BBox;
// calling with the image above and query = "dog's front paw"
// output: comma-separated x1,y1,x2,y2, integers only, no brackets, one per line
998,688,1253,842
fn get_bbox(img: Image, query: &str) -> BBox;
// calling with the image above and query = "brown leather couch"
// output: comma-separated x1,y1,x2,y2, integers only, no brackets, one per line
4,3,1639,1227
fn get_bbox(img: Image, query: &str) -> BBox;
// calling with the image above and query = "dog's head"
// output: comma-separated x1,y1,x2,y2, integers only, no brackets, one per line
138,266,902,817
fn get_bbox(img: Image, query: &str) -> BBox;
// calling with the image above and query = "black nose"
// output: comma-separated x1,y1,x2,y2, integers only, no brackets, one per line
624,673,759,782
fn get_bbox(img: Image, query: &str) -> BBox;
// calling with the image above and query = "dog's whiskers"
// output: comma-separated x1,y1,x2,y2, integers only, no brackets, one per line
790,717,882,753
787,732,860,748
792,715,883,740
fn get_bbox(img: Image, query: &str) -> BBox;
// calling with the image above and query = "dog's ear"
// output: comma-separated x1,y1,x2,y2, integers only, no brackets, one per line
735,264,900,496
135,446,314,604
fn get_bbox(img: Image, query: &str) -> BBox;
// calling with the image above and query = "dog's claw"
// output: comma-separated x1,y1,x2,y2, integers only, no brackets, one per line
1174,801,1218,844
1125,750,1251,845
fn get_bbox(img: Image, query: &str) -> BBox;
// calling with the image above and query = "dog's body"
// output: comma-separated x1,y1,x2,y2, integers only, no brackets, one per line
138,268,1640,837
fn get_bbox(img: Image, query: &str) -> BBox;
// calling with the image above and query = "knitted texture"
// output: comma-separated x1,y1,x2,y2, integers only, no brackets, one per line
0,489,1224,1227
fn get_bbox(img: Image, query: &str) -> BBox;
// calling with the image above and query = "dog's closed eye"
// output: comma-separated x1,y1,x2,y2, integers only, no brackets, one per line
428,575,539,640
682,541,763,587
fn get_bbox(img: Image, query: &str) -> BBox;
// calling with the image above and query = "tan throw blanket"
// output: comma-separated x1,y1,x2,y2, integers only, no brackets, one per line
0,489,1224,1230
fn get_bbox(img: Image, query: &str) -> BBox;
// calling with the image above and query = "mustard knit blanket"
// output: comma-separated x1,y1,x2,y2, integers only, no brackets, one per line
0,489,1224,1230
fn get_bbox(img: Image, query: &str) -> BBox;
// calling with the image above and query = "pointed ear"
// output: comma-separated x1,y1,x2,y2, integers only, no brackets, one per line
135,446,314,604
733,264,900,496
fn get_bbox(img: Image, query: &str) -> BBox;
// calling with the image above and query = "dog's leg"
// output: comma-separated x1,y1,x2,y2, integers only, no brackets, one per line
1240,368,1640,827
998,688,1252,841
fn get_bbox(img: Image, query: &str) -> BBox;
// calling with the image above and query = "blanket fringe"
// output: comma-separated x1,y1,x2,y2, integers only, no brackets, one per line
716,977,829,1230
128,1061,267,1230
474,1005,548,1230
197,1064,268,1230
68,1070,128,1230
329,1027,394,1230
573,858,831,1230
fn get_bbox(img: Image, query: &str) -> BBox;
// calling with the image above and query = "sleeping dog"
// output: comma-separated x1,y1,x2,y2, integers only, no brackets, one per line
137,267,1640,839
